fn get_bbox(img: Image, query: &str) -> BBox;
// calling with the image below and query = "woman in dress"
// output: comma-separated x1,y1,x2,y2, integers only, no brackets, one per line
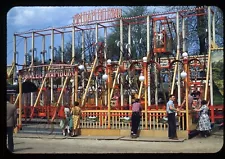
193,100,211,137
70,101,81,137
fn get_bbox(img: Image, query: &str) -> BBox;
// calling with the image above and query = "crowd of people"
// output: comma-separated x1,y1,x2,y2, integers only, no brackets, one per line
59,101,81,137
130,90,212,139
165,91,211,140
59,90,211,140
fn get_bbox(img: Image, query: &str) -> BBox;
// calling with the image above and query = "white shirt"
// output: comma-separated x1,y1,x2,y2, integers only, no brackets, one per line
64,107,70,118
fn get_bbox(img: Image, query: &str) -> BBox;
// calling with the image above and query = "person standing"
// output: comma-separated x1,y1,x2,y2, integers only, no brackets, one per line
193,100,211,137
59,104,71,136
192,91,202,122
70,101,81,137
131,98,142,138
64,104,71,135
6,95,17,152
166,95,179,140
180,92,195,129
181,92,195,110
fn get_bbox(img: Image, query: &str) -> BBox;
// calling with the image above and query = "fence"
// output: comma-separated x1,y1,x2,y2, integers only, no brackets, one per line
80,110,187,131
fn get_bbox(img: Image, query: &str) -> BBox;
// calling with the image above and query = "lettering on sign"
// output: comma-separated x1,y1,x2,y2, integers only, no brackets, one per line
73,8,122,25
21,66,76,79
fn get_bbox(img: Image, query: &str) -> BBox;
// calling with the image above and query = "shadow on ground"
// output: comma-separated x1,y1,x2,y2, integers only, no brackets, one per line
14,147,33,152
14,142,25,145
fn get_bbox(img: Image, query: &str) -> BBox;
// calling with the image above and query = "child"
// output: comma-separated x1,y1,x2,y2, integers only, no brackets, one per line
60,104,71,136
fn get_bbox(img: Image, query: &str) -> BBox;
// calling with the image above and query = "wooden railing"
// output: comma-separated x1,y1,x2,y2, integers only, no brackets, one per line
21,104,223,130
80,110,187,131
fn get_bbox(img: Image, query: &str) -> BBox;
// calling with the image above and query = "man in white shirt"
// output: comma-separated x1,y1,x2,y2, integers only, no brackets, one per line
166,95,179,140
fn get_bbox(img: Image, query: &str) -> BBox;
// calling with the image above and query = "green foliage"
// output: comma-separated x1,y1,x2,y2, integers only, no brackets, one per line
212,59,224,81
52,6,223,64
164,6,223,54
106,6,151,60
212,59,224,103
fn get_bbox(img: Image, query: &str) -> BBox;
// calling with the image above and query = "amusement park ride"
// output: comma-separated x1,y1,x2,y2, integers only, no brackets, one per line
7,6,223,138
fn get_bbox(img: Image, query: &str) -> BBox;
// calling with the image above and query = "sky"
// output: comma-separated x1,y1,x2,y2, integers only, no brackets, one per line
7,6,166,67
7,7,97,66
7,6,224,68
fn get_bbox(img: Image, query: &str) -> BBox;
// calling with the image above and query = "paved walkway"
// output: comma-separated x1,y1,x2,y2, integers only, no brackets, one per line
10,134,223,153
14,123,222,143
14,133,185,142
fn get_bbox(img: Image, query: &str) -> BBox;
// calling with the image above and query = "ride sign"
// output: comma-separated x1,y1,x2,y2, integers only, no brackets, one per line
21,65,77,79
73,8,122,25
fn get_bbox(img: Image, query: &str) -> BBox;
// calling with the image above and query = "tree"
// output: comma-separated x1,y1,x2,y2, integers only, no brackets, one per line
83,28,96,63
106,6,151,60
163,6,223,55
53,28,98,64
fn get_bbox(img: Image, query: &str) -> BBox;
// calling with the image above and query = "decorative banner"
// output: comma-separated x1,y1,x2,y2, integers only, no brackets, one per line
73,8,122,25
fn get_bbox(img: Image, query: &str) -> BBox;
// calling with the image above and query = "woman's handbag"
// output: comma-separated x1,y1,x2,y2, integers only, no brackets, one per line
59,119,65,129
69,116,73,129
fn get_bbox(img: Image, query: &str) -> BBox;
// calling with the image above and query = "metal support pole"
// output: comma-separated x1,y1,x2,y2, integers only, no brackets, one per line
24,38,27,66
61,33,64,105
147,15,151,107
182,18,186,52
95,23,98,107
50,29,54,104
182,17,186,110
205,6,211,101
104,27,107,106
82,30,85,94
171,12,181,101
210,10,215,105
75,67,78,101
110,19,123,101
32,62,53,111
144,61,148,129
31,33,35,63
184,60,189,133
18,74,22,130
128,23,132,108
24,37,27,107
177,12,181,106
13,34,17,84
41,36,46,106
42,37,46,64
120,19,124,107
72,26,75,105
155,54,158,107
107,64,111,129
138,82,143,99
51,62,74,122
31,32,35,106
50,59,76,121
81,57,98,107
